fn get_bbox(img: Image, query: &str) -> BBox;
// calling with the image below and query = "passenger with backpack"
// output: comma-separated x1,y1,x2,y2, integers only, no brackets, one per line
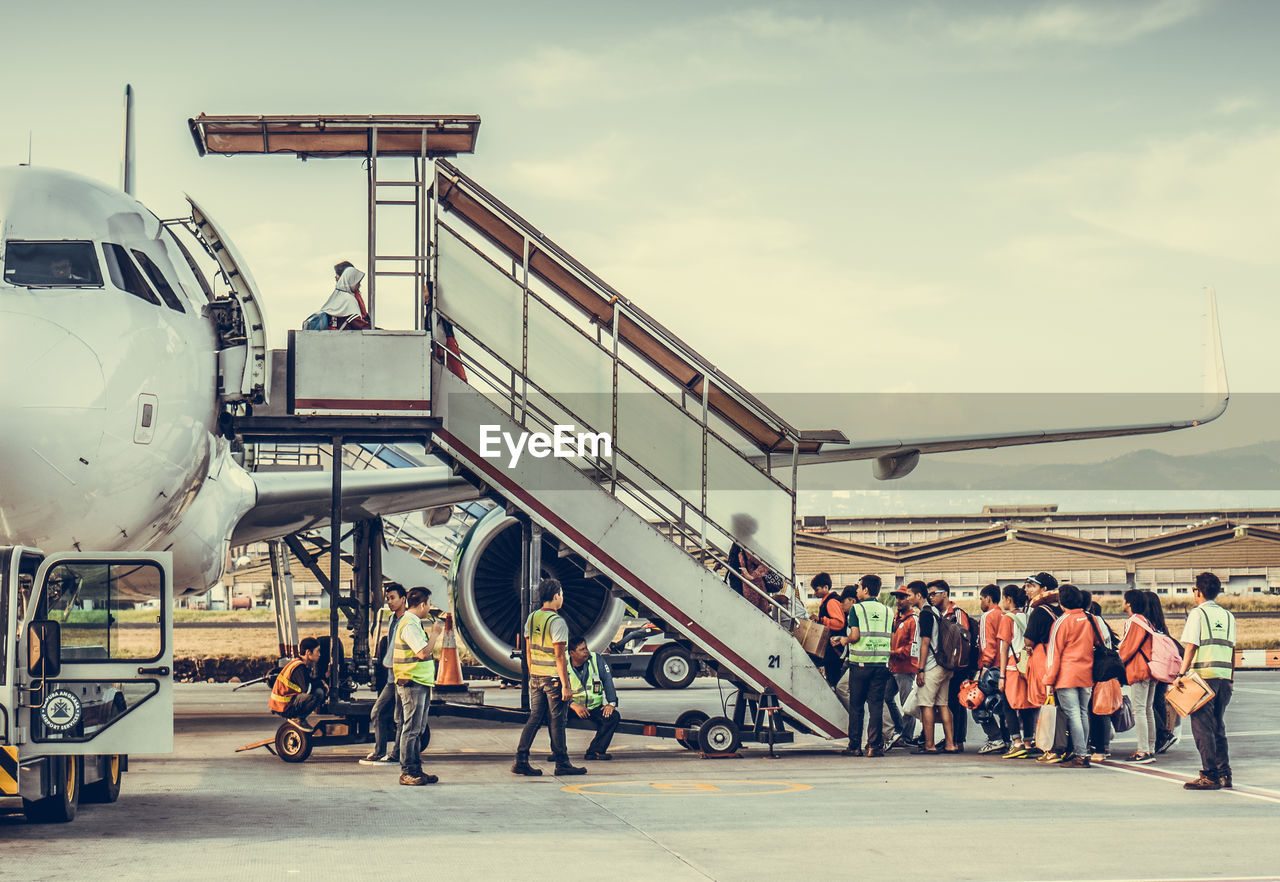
932,580,978,751
1143,590,1183,755
973,584,1010,755
906,581,959,753
1118,589,1159,763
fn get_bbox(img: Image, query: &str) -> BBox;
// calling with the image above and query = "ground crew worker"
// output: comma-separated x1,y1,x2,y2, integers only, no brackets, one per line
361,583,407,765
393,586,440,786
811,572,848,686
268,636,325,731
512,578,586,777
566,635,621,761
1179,571,1237,791
835,574,893,757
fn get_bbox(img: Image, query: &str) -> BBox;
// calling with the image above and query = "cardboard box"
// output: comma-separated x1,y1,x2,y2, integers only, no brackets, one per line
1166,672,1214,717
793,619,832,658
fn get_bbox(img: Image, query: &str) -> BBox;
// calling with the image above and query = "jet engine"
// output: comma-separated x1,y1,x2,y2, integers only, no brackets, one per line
450,508,625,679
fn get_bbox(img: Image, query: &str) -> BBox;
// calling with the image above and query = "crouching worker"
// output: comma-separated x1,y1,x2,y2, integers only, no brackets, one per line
567,635,621,761
269,636,326,732
394,587,441,786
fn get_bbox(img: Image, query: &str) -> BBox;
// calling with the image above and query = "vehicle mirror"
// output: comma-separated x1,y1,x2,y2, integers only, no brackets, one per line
27,619,61,678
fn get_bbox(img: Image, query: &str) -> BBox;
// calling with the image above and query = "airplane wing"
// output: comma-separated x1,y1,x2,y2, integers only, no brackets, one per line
230,465,479,546
781,288,1229,479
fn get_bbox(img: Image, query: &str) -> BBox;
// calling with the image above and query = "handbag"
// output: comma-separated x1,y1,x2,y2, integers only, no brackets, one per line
1091,678,1123,715
1111,695,1135,733
1088,615,1127,685
1035,693,1060,748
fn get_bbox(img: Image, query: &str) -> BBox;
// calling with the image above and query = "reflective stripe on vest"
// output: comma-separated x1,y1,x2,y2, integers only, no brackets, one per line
392,615,436,687
268,659,304,713
848,600,892,664
568,652,605,710
527,608,563,678
1191,604,1236,680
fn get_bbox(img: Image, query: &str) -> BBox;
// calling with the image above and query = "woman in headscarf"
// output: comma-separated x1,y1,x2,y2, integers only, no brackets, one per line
320,264,370,330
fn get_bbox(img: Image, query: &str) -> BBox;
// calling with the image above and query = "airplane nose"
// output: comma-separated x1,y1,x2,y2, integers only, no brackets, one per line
0,311,106,540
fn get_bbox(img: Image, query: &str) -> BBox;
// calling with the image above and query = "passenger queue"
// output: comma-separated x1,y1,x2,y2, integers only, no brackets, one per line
267,570,1238,792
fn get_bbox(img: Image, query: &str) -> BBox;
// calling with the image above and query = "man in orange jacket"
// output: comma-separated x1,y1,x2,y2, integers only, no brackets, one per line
811,572,847,686
268,637,325,732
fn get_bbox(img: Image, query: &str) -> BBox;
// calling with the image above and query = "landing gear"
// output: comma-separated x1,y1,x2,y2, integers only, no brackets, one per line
23,755,80,823
651,645,696,690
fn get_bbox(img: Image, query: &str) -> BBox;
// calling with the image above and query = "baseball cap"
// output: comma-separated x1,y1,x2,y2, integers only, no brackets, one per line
889,588,908,598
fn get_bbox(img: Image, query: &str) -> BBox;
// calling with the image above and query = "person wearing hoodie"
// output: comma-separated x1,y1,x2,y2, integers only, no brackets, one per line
320,263,371,330
1043,584,1096,769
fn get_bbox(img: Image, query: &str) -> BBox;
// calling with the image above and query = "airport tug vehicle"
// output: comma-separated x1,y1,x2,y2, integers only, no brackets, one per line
1,548,173,822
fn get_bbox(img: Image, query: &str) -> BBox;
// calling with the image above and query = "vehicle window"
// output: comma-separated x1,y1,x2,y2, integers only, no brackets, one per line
43,562,164,662
3,240,103,287
101,243,160,306
131,249,186,314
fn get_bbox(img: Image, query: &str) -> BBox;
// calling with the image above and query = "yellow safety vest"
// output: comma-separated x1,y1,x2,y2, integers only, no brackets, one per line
392,614,436,687
847,600,892,665
567,653,606,710
1191,604,1236,681
527,608,563,678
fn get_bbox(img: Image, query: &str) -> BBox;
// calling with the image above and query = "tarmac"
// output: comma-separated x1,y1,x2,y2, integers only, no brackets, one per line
2,674,1279,881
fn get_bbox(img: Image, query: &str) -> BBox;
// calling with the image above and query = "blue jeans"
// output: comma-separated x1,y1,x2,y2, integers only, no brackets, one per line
371,678,402,758
396,682,431,776
1055,687,1091,758
516,676,568,761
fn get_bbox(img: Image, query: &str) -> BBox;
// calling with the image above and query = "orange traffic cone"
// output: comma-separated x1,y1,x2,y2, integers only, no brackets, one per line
435,612,464,687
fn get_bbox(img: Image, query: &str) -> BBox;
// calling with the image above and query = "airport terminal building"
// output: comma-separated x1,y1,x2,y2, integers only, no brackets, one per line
796,505,1280,599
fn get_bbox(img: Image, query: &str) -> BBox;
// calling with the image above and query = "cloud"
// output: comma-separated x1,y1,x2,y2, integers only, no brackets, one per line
945,0,1211,47
1213,94,1261,116
498,134,636,203
1012,130,1280,265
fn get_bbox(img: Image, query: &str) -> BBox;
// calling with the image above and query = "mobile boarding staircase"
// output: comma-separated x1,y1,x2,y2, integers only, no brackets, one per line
426,161,851,743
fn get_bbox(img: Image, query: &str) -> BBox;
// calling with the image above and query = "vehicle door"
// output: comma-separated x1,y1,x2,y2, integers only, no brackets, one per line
20,552,174,755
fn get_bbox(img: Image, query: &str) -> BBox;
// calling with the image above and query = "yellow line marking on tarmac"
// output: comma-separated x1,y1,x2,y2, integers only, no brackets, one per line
562,778,811,796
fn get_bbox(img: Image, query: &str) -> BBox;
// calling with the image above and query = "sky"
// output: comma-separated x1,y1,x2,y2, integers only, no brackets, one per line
6,0,1279,513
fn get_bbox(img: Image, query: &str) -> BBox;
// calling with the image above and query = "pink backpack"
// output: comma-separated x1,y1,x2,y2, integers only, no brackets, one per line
1130,616,1181,684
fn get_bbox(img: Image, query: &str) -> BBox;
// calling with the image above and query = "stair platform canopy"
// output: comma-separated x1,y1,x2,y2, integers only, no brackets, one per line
428,161,851,739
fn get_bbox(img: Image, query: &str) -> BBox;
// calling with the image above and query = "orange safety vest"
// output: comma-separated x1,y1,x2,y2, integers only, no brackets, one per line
268,659,305,714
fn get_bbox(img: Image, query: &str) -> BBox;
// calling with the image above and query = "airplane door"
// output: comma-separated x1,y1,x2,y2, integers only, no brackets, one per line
22,552,174,755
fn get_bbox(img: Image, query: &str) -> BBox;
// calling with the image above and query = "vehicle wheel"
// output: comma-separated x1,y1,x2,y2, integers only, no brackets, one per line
82,754,123,804
674,709,709,750
652,645,696,689
23,755,80,823
697,716,741,755
275,724,313,763
642,668,660,688
419,723,431,751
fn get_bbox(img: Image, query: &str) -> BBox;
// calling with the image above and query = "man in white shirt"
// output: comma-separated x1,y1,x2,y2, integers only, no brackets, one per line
361,583,407,765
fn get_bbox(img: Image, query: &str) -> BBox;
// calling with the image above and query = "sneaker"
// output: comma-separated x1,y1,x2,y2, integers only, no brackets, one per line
1061,755,1091,769
1022,747,1045,760
1222,773,1233,789
1155,733,1179,755
1036,751,1066,765
1133,753,1157,765
284,718,315,734
399,773,431,786
866,748,885,758
358,751,395,765
978,740,1008,755
1183,773,1221,791
840,747,864,757
1003,744,1029,759
887,732,906,750
1089,751,1111,763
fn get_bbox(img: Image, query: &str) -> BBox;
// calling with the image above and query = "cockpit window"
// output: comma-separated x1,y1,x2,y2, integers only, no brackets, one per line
102,243,160,306
3,241,103,287
131,249,186,314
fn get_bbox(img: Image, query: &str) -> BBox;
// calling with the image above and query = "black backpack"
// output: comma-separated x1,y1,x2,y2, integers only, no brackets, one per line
929,608,969,671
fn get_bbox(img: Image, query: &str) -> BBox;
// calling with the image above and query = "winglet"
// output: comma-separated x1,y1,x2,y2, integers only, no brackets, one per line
1199,285,1229,426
